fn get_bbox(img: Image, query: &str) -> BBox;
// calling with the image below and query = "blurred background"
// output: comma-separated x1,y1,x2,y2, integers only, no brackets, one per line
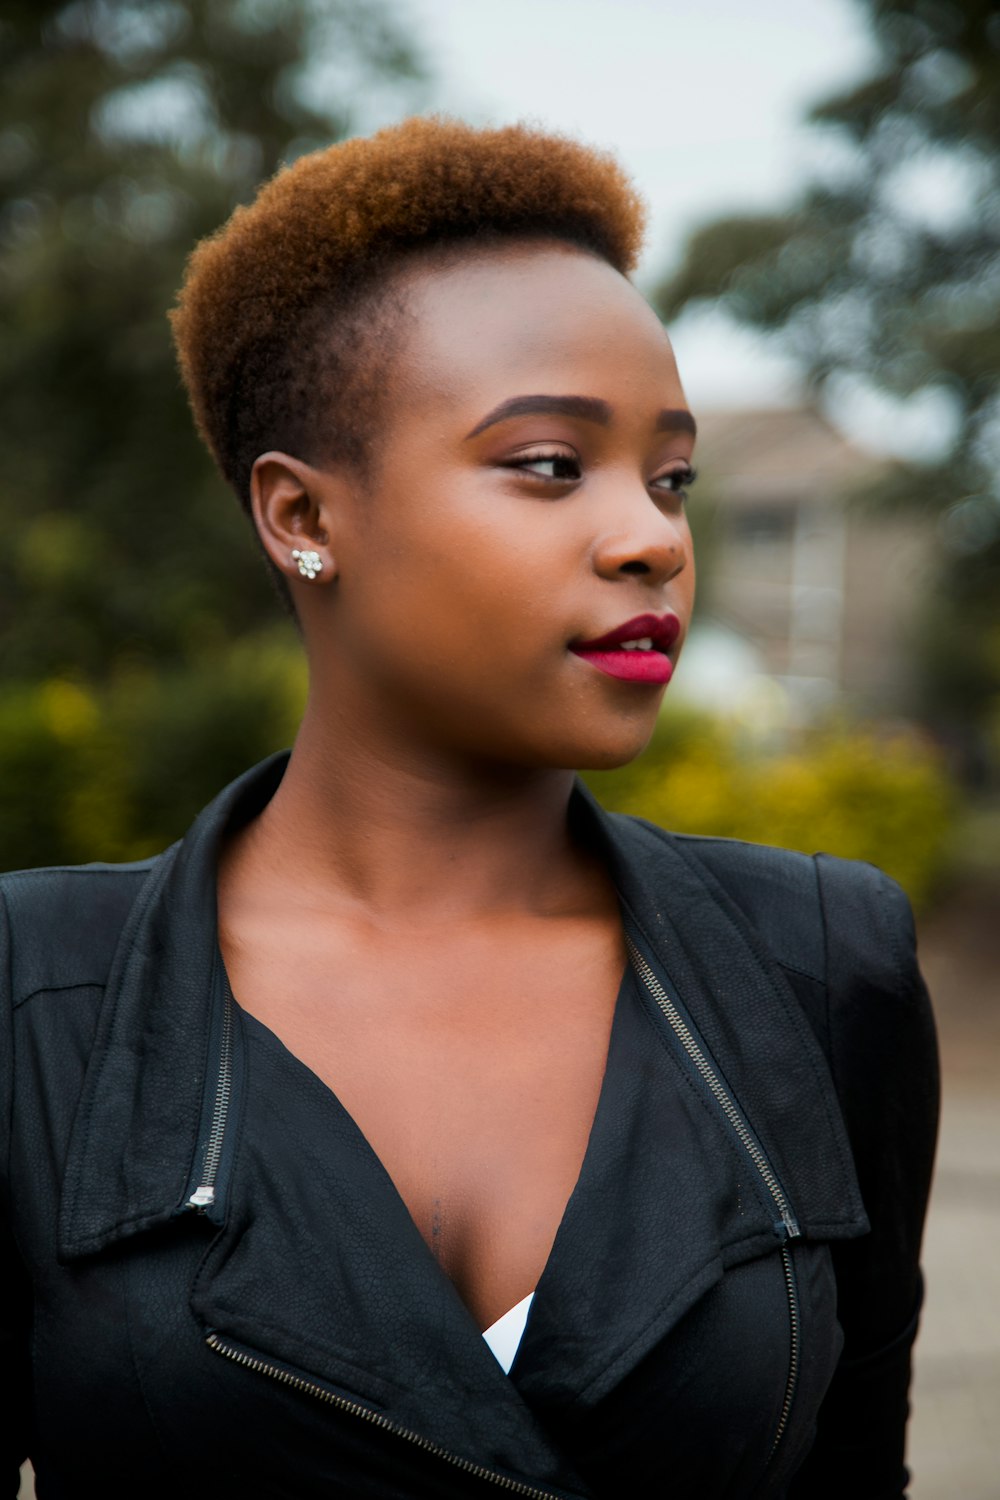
2,2,997,1496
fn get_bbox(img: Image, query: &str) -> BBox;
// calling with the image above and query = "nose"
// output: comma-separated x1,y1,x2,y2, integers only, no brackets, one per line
591,486,690,585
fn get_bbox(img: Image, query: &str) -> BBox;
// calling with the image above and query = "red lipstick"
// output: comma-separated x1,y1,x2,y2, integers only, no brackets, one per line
570,612,680,685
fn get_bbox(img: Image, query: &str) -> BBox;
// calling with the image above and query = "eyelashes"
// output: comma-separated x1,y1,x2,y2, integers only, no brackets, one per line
655,464,698,496
504,448,697,496
511,450,583,481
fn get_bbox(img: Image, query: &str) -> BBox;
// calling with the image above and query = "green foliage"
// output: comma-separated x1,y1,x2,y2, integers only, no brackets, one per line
0,0,426,868
585,710,955,910
0,630,306,869
0,0,427,681
3,670,957,906
653,0,1000,743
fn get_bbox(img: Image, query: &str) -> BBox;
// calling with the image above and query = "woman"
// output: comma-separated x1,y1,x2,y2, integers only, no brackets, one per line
2,118,937,1498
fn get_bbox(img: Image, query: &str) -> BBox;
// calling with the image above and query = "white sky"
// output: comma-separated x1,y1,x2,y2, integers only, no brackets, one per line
401,0,874,282
374,0,927,442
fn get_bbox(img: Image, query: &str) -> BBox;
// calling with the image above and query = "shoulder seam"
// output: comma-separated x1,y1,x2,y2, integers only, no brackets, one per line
0,863,155,884
0,888,12,1188
14,981,108,1011
776,955,824,984
815,853,914,993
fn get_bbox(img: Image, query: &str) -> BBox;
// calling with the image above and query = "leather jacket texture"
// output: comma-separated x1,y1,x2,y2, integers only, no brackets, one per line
1,754,938,1498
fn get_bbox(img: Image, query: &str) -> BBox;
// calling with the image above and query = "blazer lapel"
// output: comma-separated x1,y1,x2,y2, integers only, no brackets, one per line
572,783,868,1242
57,752,592,1494
57,756,866,1462
58,755,290,1260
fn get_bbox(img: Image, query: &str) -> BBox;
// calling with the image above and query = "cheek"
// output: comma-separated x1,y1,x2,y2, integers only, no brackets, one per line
333,553,513,710
685,540,697,607
355,488,561,649
677,522,696,607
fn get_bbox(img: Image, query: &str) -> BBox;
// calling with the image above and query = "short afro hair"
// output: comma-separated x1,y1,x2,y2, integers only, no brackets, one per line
171,115,646,527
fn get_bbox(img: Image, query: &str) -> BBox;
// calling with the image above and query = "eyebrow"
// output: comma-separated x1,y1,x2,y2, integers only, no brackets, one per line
656,407,697,437
465,394,697,440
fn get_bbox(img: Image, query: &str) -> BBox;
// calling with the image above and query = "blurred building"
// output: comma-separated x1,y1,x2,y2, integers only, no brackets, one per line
689,406,931,724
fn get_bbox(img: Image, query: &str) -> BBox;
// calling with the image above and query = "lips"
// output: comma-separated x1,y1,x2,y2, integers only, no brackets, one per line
574,613,681,653
570,612,680,685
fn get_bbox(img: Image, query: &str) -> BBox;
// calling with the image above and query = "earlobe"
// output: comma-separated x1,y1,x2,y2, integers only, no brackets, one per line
250,451,338,585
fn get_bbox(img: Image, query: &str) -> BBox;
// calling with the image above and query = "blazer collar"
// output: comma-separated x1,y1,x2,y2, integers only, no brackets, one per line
59,757,865,1262
59,753,288,1260
571,783,867,1240
55,757,867,1492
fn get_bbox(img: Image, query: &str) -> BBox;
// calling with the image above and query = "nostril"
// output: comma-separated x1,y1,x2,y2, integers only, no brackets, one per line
619,561,651,575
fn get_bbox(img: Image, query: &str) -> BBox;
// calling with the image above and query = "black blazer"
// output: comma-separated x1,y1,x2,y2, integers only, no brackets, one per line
1,754,938,1498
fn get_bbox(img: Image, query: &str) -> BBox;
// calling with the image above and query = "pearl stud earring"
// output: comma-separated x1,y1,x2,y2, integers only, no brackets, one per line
291,548,323,580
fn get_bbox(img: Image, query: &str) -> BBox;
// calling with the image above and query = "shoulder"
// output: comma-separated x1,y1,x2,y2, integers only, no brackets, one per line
613,814,917,990
697,834,915,980
0,858,160,1004
645,823,932,1075
607,809,932,1056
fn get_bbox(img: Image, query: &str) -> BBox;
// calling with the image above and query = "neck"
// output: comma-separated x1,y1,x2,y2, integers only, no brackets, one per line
229,694,587,922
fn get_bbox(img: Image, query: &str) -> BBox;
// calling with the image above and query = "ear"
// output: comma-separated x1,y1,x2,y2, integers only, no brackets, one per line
250,452,348,587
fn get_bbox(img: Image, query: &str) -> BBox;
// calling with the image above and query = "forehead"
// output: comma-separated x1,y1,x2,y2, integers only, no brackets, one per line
390,242,683,421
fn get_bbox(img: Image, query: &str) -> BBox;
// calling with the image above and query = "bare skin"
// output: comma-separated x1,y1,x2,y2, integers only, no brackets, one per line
217,241,696,1332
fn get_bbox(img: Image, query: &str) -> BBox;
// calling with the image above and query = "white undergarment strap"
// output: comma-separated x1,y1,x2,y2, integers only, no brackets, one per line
482,1292,535,1374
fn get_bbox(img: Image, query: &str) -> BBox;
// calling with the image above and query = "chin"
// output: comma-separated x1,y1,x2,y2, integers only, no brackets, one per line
572,740,656,773
452,693,665,775
547,714,662,774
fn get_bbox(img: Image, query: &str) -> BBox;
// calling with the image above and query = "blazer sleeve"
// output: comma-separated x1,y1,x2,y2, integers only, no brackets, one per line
787,856,939,1500
0,887,32,1491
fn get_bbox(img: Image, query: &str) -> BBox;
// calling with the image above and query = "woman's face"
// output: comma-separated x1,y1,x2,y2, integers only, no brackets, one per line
305,241,696,772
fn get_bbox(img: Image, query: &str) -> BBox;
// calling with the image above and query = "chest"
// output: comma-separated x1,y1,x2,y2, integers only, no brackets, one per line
218,912,624,1328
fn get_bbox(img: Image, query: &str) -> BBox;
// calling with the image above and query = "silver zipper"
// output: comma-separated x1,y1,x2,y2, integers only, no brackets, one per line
186,981,234,1211
625,934,800,1237
205,1332,569,1499
625,933,802,1467
769,1245,801,1459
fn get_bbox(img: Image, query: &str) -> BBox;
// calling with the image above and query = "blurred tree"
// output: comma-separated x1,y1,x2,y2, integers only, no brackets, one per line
0,0,427,680
0,0,427,863
654,0,1000,761
585,710,954,910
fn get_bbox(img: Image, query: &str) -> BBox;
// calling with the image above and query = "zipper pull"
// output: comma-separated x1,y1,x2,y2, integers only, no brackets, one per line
774,1209,802,1241
180,975,237,1220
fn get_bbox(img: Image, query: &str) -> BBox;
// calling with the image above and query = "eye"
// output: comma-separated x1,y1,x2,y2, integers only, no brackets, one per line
652,464,697,497
506,448,582,482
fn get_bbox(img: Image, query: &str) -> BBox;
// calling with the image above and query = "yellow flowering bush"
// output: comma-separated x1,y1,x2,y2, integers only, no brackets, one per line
585,711,956,910
0,663,955,912
0,630,306,871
